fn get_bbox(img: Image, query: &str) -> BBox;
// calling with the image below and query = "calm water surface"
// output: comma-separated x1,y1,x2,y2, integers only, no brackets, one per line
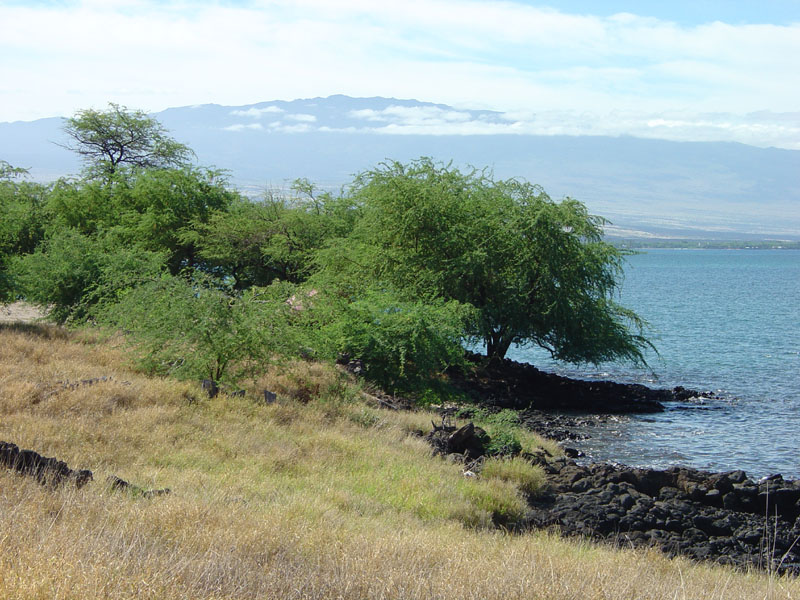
510,249,800,479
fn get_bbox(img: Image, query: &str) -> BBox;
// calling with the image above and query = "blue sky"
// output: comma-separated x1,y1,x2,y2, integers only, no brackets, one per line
531,1,800,25
1,0,798,148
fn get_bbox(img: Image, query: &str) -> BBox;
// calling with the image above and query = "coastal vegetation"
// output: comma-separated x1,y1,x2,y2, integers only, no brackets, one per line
1,105,652,394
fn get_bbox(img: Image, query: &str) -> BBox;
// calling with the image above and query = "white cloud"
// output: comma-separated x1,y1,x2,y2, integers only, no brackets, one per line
335,108,800,149
223,123,264,131
270,123,314,133
230,106,284,118
0,0,798,148
285,113,317,122
216,100,800,149
348,105,475,126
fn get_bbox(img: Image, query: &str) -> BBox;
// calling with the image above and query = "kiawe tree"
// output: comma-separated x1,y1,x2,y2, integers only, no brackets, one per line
61,103,194,178
10,105,236,322
318,158,653,365
0,162,50,302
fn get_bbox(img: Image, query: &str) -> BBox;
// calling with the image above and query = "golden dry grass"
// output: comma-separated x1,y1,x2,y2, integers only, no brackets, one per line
1,322,798,599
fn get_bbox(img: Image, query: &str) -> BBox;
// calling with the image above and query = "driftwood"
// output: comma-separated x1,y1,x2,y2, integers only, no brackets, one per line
360,391,402,411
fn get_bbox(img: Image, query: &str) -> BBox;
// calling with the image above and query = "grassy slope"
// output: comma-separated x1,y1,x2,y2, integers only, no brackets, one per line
0,323,797,599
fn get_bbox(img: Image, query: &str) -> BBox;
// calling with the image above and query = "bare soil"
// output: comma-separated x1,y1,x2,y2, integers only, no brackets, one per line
0,301,47,324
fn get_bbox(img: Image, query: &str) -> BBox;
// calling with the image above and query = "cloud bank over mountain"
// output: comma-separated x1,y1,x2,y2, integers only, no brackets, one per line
2,1,798,150
2,96,798,240
222,101,800,149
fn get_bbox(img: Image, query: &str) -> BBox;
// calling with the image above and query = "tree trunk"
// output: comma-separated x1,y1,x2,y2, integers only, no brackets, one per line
485,330,514,363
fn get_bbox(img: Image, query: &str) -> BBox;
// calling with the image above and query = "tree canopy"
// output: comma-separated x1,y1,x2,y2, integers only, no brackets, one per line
0,163,49,301
61,103,194,178
316,158,652,364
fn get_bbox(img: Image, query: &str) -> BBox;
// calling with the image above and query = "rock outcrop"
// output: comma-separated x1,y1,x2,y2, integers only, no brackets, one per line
425,420,489,459
449,354,714,413
0,440,93,488
527,456,800,575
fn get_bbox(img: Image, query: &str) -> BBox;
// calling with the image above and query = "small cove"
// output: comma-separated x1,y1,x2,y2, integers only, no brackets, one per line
510,248,800,479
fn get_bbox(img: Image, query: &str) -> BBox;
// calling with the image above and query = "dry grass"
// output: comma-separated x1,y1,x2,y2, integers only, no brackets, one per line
1,322,798,599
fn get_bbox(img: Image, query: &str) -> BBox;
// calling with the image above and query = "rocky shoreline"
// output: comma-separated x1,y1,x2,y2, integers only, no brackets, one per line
436,357,800,575
527,454,800,575
449,353,715,414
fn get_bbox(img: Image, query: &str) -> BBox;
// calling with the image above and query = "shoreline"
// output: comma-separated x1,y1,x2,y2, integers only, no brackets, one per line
526,454,800,575
451,352,716,414
5,311,797,575
443,356,800,575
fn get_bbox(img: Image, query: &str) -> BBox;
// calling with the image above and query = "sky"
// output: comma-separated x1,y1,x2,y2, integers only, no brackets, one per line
1,0,799,148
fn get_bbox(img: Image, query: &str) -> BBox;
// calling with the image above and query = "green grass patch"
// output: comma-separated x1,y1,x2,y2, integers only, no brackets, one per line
482,456,546,496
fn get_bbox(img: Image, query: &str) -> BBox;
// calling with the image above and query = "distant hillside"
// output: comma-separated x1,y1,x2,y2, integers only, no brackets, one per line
2,95,798,239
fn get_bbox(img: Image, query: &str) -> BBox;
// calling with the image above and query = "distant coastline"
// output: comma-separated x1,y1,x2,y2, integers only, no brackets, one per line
609,238,800,250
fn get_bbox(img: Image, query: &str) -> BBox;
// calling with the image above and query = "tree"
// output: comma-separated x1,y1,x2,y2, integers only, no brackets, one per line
112,166,237,273
317,158,653,365
11,228,166,323
284,284,473,391
0,160,28,180
61,103,194,178
0,163,50,301
100,273,291,383
44,166,237,274
185,184,357,288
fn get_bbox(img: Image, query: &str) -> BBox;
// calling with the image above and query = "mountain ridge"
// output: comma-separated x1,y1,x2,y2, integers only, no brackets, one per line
2,95,798,239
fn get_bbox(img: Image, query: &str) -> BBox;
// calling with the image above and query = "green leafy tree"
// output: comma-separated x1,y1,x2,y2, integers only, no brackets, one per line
292,286,473,391
61,103,194,178
45,167,237,274
114,167,238,273
187,183,357,288
0,163,50,301
0,160,28,180
12,228,166,323
100,274,291,383
318,158,652,365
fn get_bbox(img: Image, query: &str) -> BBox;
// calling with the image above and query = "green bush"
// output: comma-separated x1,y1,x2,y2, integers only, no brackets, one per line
310,288,473,392
12,229,165,322
485,430,523,457
100,273,292,383
456,407,523,456
0,166,50,301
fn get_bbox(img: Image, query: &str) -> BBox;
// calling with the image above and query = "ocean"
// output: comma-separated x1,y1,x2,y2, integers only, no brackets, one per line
509,249,800,480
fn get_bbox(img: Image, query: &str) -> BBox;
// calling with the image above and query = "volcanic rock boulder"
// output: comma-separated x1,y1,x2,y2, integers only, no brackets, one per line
0,441,93,488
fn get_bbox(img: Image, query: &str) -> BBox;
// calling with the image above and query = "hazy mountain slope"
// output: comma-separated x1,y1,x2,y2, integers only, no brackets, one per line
2,96,798,238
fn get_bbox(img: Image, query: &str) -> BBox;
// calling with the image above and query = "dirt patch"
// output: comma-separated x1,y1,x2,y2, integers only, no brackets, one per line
0,301,48,324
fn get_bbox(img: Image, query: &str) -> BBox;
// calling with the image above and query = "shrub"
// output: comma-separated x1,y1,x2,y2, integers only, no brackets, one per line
288,286,474,393
485,430,523,456
12,229,165,322
99,273,292,383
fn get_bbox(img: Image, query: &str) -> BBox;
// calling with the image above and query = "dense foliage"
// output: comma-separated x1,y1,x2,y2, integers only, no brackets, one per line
317,159,652,364
0,162,49,301
1,107,653,393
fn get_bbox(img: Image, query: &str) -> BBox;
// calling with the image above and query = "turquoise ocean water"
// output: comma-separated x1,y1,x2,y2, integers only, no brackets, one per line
510,249,800,479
